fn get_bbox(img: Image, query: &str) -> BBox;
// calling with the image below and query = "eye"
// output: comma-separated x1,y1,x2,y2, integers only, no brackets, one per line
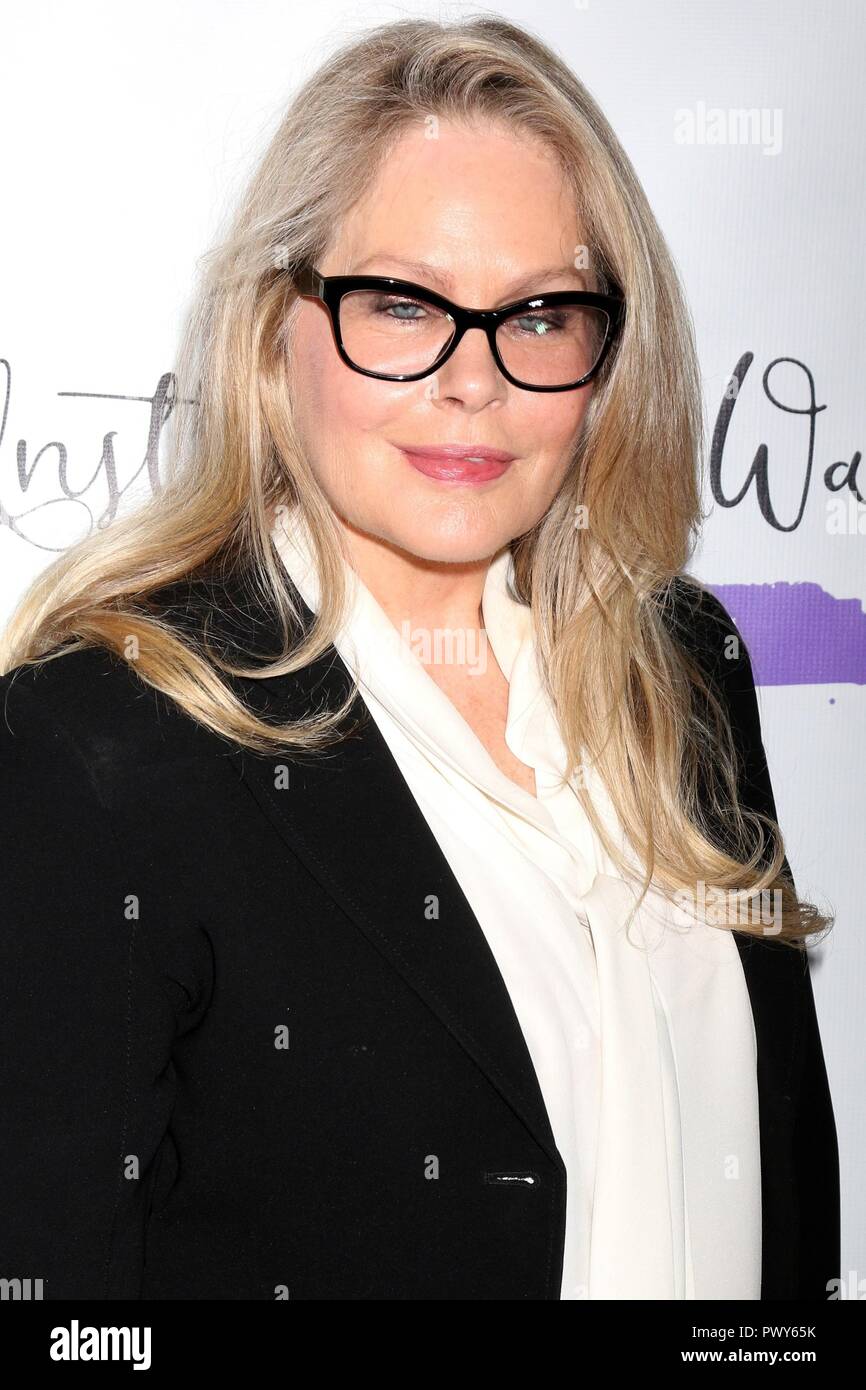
509,310,569,336
370,295,430,320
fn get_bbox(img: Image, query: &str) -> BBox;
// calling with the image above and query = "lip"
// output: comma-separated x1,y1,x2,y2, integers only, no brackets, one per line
397,443,516,484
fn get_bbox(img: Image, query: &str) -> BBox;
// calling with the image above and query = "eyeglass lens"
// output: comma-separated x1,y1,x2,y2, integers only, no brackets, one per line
338,288,610,385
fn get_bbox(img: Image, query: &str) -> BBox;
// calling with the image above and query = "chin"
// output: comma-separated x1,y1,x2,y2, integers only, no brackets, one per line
380,519,514,567
340,495,520,565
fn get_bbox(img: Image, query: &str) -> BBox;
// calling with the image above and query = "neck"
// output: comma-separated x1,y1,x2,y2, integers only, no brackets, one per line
338,517,494,637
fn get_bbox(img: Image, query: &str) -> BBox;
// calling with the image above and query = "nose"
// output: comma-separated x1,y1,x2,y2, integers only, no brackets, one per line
427,325,508,407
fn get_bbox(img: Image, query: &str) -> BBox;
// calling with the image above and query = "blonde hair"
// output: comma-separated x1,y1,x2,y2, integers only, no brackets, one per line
1,14,830,947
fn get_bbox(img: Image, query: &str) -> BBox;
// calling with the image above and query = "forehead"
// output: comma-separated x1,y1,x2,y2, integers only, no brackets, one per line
329,117,585,288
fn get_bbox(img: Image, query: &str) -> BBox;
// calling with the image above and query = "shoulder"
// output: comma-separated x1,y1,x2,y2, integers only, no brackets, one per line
661,575,754,688
0,637,223,787
1,645,137,752
662,575,765,751
659,574,782,848
0,559,301,788
0,565,237,737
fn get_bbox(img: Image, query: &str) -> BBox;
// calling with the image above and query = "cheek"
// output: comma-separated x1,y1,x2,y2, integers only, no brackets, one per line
290,325,411,523
507,391,592,522
527,386,591,445
516,388,592,489
295,311,397,444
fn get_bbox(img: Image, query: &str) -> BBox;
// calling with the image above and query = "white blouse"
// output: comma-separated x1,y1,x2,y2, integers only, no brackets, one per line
272,505,762,1300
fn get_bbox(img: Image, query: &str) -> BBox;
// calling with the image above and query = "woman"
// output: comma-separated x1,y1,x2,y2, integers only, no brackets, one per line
0,16,839,1300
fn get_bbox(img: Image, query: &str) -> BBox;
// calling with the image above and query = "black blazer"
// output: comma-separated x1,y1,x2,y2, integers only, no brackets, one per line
0,566,840,1300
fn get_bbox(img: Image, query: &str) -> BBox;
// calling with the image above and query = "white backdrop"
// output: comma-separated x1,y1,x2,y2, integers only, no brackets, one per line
2,0,863,1285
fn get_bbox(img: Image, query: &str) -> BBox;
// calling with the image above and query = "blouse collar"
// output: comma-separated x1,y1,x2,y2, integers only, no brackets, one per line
271,504,571,820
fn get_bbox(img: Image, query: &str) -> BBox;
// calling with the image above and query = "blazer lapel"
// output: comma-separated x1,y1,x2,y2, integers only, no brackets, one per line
215,567,564,1172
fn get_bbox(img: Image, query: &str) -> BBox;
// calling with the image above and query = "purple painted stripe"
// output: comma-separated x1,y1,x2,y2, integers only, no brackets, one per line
707,582,866,687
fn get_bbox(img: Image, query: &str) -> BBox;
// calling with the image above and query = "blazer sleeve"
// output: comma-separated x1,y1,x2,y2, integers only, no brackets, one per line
0,668,182,1298
684,583,841,1300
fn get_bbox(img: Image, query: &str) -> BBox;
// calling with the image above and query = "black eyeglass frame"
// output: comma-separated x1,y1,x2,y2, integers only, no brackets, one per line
291,262,626,392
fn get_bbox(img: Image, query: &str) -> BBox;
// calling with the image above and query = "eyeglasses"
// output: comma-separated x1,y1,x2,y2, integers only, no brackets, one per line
291,262,625,392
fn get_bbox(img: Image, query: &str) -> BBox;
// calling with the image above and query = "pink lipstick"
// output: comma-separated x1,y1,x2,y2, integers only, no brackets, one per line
397,443,516,484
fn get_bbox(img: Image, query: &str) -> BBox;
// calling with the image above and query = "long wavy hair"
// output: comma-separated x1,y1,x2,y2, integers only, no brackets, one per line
0,14,830,947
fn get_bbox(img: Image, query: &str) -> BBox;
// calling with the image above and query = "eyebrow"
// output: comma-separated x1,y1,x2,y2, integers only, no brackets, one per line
348,255,588,301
